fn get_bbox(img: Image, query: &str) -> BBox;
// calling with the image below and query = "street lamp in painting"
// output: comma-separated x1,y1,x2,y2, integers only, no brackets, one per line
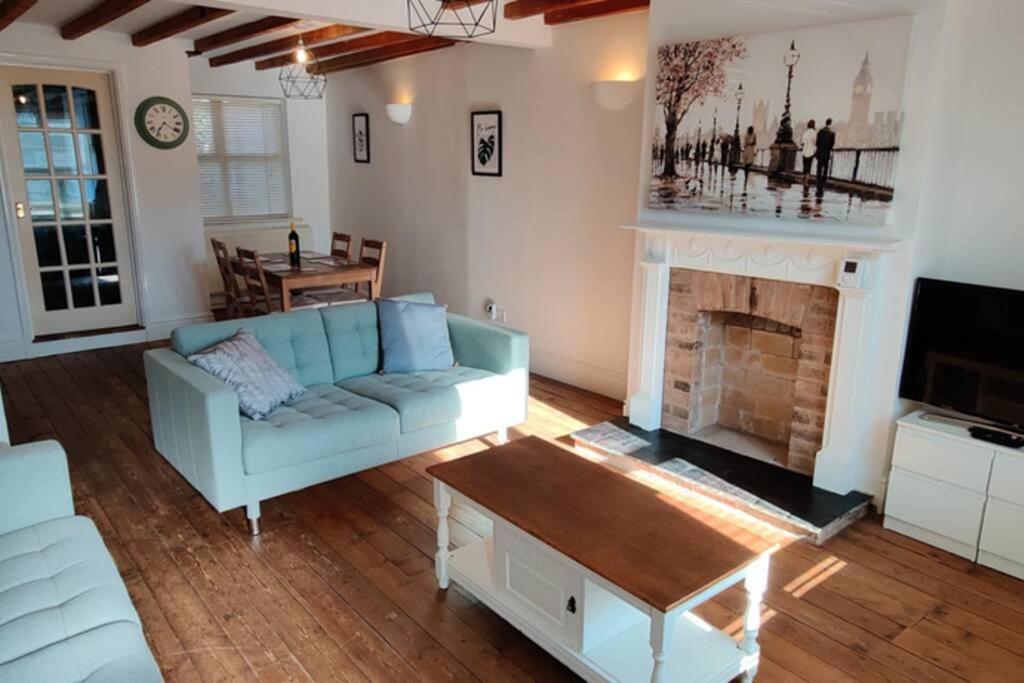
770,40,801,178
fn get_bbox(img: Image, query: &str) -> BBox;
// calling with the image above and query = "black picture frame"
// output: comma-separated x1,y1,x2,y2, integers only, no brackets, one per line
471,110,502,177
353,113,370,163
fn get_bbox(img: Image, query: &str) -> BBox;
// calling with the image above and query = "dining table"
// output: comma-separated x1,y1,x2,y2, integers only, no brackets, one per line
231,250,380,312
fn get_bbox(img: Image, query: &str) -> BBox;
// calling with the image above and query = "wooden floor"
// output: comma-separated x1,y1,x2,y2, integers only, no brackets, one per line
2,344,1024,682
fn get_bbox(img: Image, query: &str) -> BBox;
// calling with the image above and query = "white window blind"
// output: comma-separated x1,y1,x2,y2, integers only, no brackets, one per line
193,95,290,221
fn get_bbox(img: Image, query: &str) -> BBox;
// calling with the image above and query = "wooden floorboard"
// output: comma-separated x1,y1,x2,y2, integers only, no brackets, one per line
3,343,1023,681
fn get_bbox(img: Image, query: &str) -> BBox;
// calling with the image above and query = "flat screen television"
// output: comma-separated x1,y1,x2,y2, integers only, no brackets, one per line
900,278,1024,431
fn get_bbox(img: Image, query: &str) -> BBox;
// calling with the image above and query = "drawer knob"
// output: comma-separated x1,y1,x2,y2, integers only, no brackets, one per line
567,596,577,614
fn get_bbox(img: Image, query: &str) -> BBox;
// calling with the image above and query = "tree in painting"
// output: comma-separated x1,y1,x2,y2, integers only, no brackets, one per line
656,38,747,177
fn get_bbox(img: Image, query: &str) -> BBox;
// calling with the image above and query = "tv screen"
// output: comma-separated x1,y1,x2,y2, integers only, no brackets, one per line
900,278,1024,430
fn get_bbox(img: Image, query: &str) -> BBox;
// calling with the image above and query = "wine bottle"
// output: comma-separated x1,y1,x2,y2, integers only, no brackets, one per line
288,223,300,268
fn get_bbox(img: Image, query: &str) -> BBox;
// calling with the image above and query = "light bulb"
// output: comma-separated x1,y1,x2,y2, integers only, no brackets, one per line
295,46,309,64
16,95,27,105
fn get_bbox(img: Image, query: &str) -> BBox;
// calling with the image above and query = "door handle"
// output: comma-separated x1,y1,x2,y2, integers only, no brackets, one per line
566,596,577,614
15,201,25,219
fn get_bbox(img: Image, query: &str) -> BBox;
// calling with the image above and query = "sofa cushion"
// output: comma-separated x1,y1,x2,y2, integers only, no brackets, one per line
240,384,399,475
339,367,496,433
320,302,380,382
378,299,454,373
172,309,333,387
0,516,161,682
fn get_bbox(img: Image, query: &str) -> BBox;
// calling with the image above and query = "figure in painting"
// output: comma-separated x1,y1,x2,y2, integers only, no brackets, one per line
801,119,817,183
815,118,836,195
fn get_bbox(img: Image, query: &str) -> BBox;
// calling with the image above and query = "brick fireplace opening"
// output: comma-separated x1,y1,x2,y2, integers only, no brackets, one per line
661,269,839,475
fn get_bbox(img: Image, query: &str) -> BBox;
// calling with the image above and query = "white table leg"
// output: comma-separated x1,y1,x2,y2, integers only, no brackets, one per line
741,555,770,682
649,610,673,683
433,479,452,589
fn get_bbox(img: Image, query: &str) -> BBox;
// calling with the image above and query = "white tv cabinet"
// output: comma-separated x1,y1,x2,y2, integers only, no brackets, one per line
884,410,1024,579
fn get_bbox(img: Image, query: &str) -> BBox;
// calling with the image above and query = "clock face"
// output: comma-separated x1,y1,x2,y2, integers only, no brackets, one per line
854,85,864,94
135,97,189,149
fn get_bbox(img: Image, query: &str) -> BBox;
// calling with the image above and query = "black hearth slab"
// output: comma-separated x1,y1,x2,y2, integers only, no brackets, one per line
572,418,871,535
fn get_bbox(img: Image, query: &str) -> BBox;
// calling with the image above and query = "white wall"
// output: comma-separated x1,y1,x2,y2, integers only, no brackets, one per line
188,60,332,253
0,24,209,357
325,14,649,399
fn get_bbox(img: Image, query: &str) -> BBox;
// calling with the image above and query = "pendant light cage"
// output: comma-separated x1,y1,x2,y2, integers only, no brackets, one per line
408,0,497,39
279,41,327,100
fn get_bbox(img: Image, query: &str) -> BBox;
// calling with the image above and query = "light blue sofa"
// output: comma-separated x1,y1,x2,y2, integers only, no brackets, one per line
0,393,163,681
144,295,529,534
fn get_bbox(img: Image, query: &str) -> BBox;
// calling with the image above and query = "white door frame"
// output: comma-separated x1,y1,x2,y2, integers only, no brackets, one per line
0,52,150,351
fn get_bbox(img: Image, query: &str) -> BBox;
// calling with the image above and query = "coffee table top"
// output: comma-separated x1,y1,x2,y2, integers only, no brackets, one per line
427,436,778,612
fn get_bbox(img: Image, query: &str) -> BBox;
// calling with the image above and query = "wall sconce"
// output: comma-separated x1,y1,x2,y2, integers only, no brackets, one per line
385,103,413,125
591,80,641,111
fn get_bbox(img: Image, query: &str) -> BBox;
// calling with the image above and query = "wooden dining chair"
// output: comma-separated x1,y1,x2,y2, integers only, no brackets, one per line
236,247,326,315
212,238,247,319
358,238,387,299
330,232,353,261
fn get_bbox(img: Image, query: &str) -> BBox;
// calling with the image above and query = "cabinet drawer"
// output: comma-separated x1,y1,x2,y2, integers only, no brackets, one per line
493,522,583,650
989,454,1024,507
980,498,1024,566
892,428,993,492
885,468,986,546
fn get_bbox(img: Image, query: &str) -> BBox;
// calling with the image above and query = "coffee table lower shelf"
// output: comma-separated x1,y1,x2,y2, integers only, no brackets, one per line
449,539,754,683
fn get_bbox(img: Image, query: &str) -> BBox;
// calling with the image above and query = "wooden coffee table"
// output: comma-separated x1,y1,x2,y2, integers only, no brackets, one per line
427,437,778,683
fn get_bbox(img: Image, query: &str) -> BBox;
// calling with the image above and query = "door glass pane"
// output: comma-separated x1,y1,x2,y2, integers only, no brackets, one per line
18,132,49,175
43,85,72,129
72,88,99,129
40,271,68,311
78,133,106,175
84,179,110,219
63,224,89,264
97,267,121,305
69,269,95,308
50,133,78,175
26,179,55,222
33,226,62,267
57,179,84,219
13,85,41,127
90,224,116,263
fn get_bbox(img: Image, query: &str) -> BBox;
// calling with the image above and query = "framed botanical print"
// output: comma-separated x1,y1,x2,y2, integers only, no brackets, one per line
471,111,502,176
352,113,370,163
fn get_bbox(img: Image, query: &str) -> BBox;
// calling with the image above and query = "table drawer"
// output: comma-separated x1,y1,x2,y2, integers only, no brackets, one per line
989,454,1024,506
494,522,583,651
980,498,1024,566
892,427,993,492
885,467,986,546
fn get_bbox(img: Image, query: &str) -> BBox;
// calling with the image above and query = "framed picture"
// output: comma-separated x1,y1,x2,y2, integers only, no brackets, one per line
648,15,912,225
471,111,502,176
352,113,370,163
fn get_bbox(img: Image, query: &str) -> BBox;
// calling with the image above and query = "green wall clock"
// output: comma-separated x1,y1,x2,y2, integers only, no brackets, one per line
134,96,189,150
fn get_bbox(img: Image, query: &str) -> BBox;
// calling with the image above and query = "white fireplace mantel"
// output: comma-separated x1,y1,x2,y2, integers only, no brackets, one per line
624,223,905,495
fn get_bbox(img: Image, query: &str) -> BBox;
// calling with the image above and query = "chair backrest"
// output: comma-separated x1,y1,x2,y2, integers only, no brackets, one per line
236,247,276,315
212,238,244,318
330,232,353,261
359,239,387,289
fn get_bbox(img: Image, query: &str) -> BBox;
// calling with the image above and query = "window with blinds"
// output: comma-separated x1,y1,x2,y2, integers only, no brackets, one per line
192,96,291,221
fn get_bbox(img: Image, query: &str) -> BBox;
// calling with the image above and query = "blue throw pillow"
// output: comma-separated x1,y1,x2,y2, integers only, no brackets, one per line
378,299,455,373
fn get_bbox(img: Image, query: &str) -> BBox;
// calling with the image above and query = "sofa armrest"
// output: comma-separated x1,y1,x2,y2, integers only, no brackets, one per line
447,313,529,375
0,440,74,535
144,348,247,512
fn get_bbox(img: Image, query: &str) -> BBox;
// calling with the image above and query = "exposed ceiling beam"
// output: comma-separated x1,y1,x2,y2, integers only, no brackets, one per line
255,32,421,71
193,15,298,55
61,0,151,40
504,0,602,21
314,37,455,75
208,23,367,67
131,6,233,47
0,0,37,34
544,0,649,25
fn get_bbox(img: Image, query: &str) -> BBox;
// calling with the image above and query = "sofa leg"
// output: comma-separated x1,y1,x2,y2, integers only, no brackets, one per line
246,501,261,536
497,427,509,445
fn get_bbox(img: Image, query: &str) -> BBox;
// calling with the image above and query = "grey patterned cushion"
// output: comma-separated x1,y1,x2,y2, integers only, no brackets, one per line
188,329,305,420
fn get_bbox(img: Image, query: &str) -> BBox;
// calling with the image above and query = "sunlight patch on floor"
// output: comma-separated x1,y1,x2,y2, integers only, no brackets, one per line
723,607,778,639
784,555,846,598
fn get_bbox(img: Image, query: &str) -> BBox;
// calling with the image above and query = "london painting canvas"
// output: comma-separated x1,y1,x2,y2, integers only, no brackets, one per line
649,16,913,225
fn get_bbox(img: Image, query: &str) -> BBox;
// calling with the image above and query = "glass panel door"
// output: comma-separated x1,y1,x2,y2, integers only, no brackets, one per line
0,67,137,337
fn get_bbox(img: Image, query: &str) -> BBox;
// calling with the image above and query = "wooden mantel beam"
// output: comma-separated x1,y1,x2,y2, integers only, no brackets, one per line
504,0,602,21
61,0,151,40
313,37,455,75
255,32,421,71
0,0,37,33
193,15,298,55
131,6,233,47
208,23,367,67
544,0,649,25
